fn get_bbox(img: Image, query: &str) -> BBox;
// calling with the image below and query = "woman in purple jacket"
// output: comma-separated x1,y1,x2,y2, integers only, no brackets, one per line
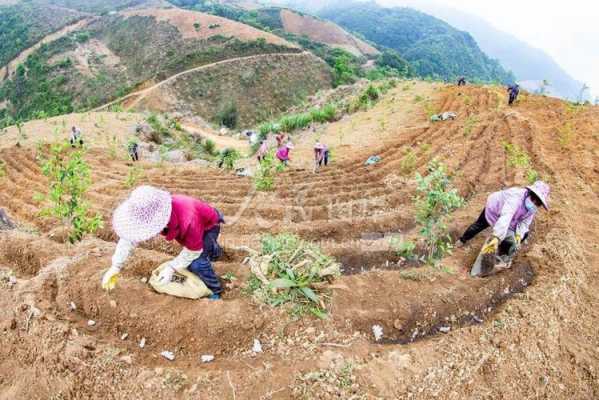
456,181,550,257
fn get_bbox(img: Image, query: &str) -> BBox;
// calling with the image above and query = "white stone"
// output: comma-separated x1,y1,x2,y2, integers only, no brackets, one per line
121,333,129,340
87,320,96,327
201,355,215,363
252,339,263,353
69,302,77,311
161,351,175,361
439,326,451,334
139,337,146,348
372,325,384,342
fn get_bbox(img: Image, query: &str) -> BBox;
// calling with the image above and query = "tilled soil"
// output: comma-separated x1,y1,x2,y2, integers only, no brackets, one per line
0,84,598,399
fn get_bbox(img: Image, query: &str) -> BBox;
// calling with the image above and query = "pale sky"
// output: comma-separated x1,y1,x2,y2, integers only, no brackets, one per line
379,0,599,99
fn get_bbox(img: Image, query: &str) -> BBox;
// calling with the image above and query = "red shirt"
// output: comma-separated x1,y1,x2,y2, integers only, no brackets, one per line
160,195,219,251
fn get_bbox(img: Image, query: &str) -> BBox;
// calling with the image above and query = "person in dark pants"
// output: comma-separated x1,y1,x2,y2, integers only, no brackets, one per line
457,77,466,86
102,186,225,300
456,181,550,259
69,126,83,147
508,84,520,105
128,142,139,161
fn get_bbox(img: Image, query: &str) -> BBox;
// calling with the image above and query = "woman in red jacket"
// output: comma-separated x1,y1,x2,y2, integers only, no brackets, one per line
101,186,224,300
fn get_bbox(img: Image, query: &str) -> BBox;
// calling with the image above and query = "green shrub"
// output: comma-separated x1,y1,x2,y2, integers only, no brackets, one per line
203,139,216,156
216,101,238,129
218,148,240,170
254,151,276,191
414,160,464,263
245,233,341,318
38,142,103,243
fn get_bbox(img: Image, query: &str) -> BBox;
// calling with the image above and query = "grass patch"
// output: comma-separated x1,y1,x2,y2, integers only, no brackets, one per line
124,165,144,188
463,115,479,137
502,141,539,183
244,234,341,319
557,122,575,148
399,148,417,175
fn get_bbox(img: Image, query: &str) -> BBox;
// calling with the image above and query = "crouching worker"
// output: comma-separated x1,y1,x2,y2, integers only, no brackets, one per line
101,186,224,300
456,181,550,276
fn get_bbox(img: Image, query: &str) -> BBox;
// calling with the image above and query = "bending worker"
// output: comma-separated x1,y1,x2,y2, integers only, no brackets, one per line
456,181,550,260
101,186,224,300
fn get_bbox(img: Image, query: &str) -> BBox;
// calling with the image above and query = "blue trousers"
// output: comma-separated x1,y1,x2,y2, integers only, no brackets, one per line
188,221,223,294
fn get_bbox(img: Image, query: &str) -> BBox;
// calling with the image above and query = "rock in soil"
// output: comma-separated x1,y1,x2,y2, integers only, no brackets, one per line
161,351,175,361
201,355,215,363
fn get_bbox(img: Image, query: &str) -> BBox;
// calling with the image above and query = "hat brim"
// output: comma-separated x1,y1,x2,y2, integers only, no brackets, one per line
527,186,549,210
112,191,172,243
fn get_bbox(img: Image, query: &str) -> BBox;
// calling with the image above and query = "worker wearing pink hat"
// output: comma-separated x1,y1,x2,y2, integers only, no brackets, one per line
102,186,224,300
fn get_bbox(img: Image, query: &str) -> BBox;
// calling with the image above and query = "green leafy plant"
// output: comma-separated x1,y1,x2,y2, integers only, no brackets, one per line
254,151,276,191
414,160,464,263
38,142,103,243
502,141,539,184
218,148,240,170
390,236,417,260
245,234,341,319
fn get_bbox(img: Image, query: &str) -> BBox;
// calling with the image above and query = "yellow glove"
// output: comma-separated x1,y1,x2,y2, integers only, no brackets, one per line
482,237,500,254
101,267,120,291
515,234,522,245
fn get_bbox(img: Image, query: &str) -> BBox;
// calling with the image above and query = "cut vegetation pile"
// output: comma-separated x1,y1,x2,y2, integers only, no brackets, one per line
244,234,341,318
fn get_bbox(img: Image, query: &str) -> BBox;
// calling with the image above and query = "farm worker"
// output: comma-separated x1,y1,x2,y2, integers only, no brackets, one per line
457,77,466,86
256,140,268,163
128,140,139,162
69,126,83,147
507,84,520,105
275,133,287,148
456,181,550,258
101,186,225,300
314,142,329,171
276,142,294,166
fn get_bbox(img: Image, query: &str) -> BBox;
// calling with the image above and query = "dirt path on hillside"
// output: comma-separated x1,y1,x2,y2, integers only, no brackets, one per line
1,17,95,82
92,52,308,113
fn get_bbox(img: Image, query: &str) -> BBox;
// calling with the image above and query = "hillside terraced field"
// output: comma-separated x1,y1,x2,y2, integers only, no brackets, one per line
0,84,598,398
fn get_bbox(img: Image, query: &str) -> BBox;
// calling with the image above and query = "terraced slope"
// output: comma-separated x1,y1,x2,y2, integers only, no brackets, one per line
0,84,598,398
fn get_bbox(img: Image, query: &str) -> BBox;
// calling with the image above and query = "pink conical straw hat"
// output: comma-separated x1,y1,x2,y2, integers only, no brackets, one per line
112,186,172,243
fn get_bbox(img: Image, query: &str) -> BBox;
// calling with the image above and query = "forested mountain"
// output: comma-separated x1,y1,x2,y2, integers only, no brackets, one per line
390,0,587,100
319,1,514,83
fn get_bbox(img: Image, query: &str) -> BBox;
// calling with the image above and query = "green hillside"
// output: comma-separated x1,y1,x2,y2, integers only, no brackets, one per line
319,1,514,83
0,7,327,127
0,3,85,68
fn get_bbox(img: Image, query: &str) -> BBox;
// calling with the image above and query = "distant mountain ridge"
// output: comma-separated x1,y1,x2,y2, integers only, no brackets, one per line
276,0,588,100
390,0,588,101
318,1,514,84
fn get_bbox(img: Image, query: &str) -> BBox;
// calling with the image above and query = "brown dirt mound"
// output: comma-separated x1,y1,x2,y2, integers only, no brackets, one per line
0,83,598,398
280,9,379,57
122,8,295,47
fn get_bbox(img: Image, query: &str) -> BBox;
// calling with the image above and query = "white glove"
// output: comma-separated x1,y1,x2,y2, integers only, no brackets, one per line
158,265,175,284
101,266,121,291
